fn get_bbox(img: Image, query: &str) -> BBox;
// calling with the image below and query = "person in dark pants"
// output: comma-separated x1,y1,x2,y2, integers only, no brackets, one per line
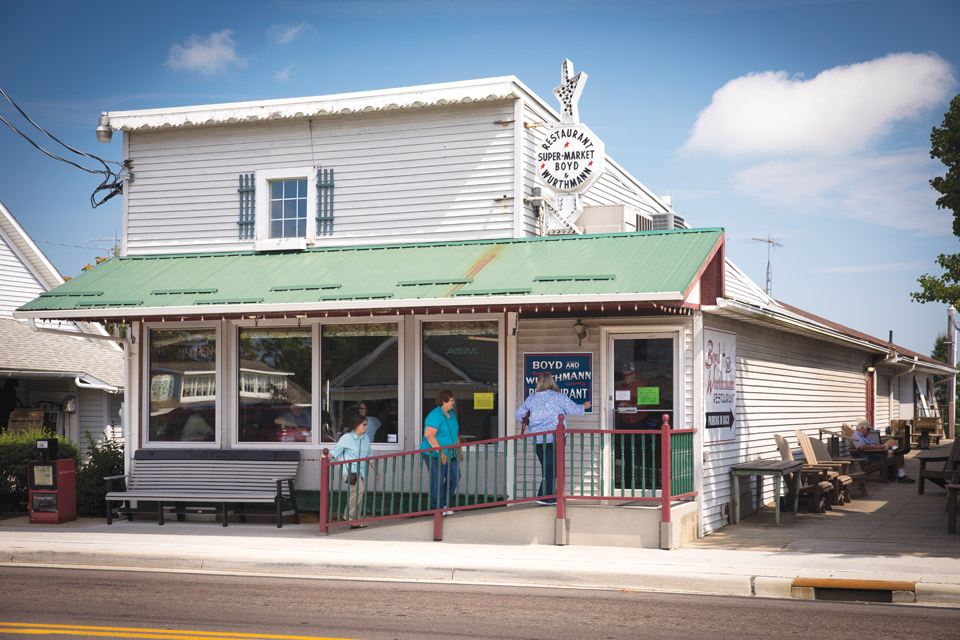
515,373,591,505
419,389,461,515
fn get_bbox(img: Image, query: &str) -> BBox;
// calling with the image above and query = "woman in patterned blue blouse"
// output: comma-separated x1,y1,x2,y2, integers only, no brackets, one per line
514,373,591,505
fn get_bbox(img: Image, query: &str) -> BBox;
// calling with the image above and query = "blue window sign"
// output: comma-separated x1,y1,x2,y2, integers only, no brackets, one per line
523,352,593,412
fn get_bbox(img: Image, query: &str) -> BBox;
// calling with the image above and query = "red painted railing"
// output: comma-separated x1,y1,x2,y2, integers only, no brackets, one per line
320,413,696,540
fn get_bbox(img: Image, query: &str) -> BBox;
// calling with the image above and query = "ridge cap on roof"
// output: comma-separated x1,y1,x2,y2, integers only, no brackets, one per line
108,228,725,263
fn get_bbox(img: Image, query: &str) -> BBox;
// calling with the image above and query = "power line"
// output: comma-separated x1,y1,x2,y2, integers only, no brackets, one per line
0,87,124,208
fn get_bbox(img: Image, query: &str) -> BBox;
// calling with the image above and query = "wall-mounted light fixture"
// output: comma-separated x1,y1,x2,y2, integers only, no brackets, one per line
864,365,876,374
95,112,112,143
574,319,587,346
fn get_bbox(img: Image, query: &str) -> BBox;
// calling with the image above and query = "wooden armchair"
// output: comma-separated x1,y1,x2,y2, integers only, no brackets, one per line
795,430,854,504
841,423,892,483
808,436,867,498
774,434,835,513
918,437,960,495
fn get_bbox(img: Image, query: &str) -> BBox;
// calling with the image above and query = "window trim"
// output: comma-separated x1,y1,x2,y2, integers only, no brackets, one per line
142,321,223,448
414,314,505,448
228,317,406,450
231,319,318,449
319,317,406,451
254,167,317,250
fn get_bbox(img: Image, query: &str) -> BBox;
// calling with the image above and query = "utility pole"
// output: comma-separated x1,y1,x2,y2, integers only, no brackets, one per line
751,234,783,296
949,305,956,439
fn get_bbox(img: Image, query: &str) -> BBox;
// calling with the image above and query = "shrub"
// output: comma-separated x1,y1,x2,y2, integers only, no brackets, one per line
76,431,124,517
0,429,79,513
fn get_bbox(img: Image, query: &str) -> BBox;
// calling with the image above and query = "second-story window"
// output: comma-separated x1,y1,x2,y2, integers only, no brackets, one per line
269,179,308,238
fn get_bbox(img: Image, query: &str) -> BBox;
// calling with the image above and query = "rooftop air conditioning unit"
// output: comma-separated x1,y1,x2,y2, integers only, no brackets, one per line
651,212,690,231
577,205,653,235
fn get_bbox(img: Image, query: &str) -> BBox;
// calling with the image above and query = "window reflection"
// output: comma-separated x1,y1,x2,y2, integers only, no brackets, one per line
422,321,499,443
322,323,399,444
237,328,312,443
148,329,217,442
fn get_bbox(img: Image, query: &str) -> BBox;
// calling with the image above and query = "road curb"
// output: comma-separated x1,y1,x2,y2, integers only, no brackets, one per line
3,548,959,607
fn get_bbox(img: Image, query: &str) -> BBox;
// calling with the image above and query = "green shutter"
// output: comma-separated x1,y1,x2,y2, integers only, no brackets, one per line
316,167,335,236
238,173,255,240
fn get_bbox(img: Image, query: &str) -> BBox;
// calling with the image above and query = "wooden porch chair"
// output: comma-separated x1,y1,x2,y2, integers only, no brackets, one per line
841,423,892,483
918,437,960,495
795,430,853,504
808,435,867,498
773,434,835,513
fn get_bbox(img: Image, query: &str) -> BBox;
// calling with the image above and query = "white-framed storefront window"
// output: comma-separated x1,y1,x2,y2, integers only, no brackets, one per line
321,319,404,448
143,321,222,447
415,315,505,447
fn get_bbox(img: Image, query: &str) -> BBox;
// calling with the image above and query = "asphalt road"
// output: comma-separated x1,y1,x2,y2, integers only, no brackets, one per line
1,566,958,639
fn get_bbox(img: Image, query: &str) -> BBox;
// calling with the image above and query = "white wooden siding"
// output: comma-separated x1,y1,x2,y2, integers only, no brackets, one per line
701,314,869,535
0,226,47,318
125,101,518,254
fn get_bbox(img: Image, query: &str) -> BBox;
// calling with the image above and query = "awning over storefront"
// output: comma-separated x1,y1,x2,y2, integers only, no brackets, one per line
16,229,724,321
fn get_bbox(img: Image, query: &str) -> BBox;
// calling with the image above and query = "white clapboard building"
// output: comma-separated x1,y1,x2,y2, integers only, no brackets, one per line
16,67,952,545
1,200,123,452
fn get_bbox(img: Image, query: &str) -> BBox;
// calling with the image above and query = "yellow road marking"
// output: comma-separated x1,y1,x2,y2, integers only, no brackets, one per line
0,622,354,640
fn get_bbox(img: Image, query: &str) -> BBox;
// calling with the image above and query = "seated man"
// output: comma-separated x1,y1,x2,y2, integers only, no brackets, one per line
275,404,312,438
851,419,914,483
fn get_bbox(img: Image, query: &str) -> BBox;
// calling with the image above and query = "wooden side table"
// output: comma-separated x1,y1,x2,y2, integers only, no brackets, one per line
730,460,802,525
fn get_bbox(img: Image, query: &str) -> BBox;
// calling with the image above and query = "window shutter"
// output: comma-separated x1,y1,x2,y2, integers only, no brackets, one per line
237,173,255,240
316,167,335,236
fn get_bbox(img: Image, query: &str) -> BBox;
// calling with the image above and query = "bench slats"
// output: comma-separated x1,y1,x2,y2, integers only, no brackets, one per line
106,450,300,528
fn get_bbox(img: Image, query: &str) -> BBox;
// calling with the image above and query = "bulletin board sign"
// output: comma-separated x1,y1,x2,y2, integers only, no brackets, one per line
523,353,593,412
704,328,736,444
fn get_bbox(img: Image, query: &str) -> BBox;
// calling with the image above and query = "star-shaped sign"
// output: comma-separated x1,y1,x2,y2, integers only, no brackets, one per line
553,59,587,124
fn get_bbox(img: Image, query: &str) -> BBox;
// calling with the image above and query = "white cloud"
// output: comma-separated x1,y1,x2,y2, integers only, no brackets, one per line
684,53,955,156
274,64,294,82
166,30,245,75
733,148,952,234
267,23,311,45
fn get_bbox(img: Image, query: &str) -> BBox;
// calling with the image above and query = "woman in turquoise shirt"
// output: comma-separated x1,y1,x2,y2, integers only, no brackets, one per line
419,389,460,514
328,412,378,528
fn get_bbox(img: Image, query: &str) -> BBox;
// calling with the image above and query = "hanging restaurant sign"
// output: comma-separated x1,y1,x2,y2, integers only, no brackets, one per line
539,59,605,194
538,124,604,193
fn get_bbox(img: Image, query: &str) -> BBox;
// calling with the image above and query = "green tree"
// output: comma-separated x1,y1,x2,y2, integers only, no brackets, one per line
913,94,960,306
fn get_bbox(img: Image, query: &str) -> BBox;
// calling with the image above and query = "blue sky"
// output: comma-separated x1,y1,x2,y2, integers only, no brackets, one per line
1,0,959,355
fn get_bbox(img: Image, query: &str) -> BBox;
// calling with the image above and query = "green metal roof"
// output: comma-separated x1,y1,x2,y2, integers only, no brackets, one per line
17,229,724,319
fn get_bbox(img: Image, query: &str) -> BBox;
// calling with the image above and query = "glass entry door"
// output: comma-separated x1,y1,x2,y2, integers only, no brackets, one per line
609,333,676,493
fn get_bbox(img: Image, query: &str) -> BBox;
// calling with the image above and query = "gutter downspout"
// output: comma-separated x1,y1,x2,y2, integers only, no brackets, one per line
28,318,131,345
74,375,122,394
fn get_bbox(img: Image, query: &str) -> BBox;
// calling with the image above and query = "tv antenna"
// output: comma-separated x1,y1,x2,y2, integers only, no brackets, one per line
751,234,783,295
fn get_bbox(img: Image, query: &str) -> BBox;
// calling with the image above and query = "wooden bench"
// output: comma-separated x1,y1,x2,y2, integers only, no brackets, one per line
105,449,300,527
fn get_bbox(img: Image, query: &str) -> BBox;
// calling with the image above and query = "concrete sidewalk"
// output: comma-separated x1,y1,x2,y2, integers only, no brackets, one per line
2,448,957,606
1,514,958,607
